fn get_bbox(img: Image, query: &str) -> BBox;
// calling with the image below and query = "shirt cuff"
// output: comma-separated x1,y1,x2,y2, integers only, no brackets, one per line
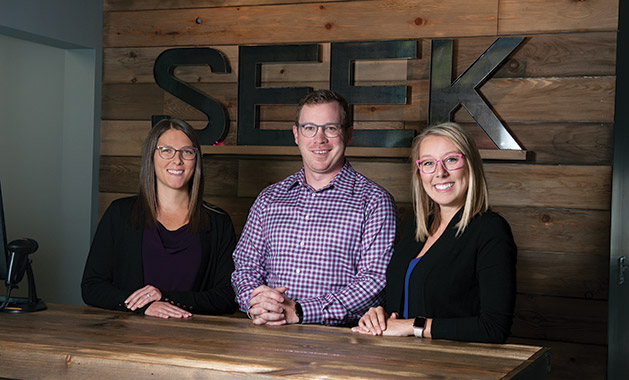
297,298,324,324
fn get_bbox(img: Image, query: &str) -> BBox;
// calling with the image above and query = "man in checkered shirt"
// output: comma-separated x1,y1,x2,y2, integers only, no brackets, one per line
231,90,398,326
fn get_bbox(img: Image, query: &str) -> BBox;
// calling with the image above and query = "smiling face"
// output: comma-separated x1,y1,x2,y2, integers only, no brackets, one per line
418,135,469,215
293,101,352,189
153,128,196,194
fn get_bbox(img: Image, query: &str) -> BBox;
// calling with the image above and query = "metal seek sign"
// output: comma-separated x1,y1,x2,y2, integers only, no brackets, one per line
153,37,525,149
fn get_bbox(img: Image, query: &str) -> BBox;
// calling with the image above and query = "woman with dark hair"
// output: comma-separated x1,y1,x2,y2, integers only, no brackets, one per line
352,122,517,343
82,119,237,318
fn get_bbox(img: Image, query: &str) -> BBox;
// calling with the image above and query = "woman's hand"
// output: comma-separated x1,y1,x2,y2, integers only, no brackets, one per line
352,308,416,336
352,306,390,335
125,285,163,311
379,313,415,336
144,301,192,319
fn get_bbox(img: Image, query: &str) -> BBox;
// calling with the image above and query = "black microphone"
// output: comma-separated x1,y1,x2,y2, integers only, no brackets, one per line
6,238,38,287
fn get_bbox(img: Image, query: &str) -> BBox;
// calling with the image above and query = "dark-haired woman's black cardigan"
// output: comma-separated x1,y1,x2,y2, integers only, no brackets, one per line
385,210,517,343
81,196,238,315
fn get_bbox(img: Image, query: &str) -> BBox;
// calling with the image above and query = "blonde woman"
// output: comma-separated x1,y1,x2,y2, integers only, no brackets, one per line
353,123,516,343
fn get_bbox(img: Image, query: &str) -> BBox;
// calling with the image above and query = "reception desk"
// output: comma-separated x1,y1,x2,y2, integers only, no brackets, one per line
0,304,549,379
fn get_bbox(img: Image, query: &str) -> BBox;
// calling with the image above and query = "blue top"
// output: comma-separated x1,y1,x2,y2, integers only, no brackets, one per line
402,256,423,319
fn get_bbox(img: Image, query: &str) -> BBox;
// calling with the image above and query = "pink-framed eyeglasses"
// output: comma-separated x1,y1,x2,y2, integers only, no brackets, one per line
416,153,465,174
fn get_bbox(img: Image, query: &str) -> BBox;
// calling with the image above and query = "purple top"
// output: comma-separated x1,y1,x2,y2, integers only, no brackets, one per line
231,162,398,326
142,222,201,292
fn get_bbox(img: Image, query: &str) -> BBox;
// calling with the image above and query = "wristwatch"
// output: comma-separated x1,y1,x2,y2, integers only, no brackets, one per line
413,316,427,338
295,302,304,324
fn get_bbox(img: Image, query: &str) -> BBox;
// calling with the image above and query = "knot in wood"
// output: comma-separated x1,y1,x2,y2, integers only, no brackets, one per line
414,17,425,26
325,22,333,30
508,59,520,70
540,214,551,223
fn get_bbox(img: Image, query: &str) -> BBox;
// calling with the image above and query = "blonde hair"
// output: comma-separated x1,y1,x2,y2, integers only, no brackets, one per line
410,122,489,241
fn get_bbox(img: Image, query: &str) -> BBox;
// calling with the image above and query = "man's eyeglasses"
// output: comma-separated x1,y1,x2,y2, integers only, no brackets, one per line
155,145,197,161
297,123,343,138
416,153,465,174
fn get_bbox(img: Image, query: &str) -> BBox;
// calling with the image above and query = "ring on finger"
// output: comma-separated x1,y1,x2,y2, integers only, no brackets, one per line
146,293,151,298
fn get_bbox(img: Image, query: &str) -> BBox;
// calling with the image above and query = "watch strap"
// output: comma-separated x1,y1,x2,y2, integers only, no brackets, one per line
413,316,426,338
295,302,304,324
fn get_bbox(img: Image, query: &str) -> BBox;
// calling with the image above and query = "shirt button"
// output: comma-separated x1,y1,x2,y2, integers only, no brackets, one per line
296,269,301,274
299,241,305,247
305,215,310,220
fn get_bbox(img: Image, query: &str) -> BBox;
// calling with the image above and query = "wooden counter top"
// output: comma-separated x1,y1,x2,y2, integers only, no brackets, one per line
0,304,549,379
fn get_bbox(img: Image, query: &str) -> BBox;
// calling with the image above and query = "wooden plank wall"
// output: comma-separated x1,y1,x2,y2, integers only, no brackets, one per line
100,1,618,378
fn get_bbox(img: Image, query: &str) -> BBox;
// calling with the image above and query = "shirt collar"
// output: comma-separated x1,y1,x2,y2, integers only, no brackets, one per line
290,161,355,194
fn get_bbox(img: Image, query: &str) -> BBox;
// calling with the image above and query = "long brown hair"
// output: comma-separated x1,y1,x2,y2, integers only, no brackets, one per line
131,118,208,233
410,122,489,241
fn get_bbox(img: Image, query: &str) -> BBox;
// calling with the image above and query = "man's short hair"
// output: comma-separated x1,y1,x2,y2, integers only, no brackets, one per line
294,89,351,129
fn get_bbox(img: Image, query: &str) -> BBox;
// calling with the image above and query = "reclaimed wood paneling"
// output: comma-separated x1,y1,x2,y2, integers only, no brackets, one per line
512,294,608,346
486,164,611,210
496,206,610,256
103,46,239,84
104,0,348,12
517,250,609,300
454,76,615,123
101,83,164,120
104,1,499,48
499,0,619,35
422,32,617,80
463,122,613,165
99,120,151,156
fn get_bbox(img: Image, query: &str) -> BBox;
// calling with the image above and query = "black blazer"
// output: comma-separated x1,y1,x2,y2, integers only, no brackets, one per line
81,196,238,315
385,210,516,343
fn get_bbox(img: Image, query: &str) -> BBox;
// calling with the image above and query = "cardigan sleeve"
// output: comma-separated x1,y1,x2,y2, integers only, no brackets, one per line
81,199,139,312
431,213,517,343
160,208,238,315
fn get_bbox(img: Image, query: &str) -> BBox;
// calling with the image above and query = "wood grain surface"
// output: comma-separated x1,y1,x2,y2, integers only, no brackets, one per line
104,0,498,47
0,304,550,380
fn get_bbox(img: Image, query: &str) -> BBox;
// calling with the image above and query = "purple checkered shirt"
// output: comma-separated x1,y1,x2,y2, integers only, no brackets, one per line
231,162,398,326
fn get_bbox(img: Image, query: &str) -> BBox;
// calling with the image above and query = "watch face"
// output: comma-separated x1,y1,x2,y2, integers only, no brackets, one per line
414,316,426,329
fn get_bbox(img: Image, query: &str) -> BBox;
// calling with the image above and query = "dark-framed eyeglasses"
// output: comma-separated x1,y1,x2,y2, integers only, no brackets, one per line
416,153,465,174
297,123,343,138
155,145,197,161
